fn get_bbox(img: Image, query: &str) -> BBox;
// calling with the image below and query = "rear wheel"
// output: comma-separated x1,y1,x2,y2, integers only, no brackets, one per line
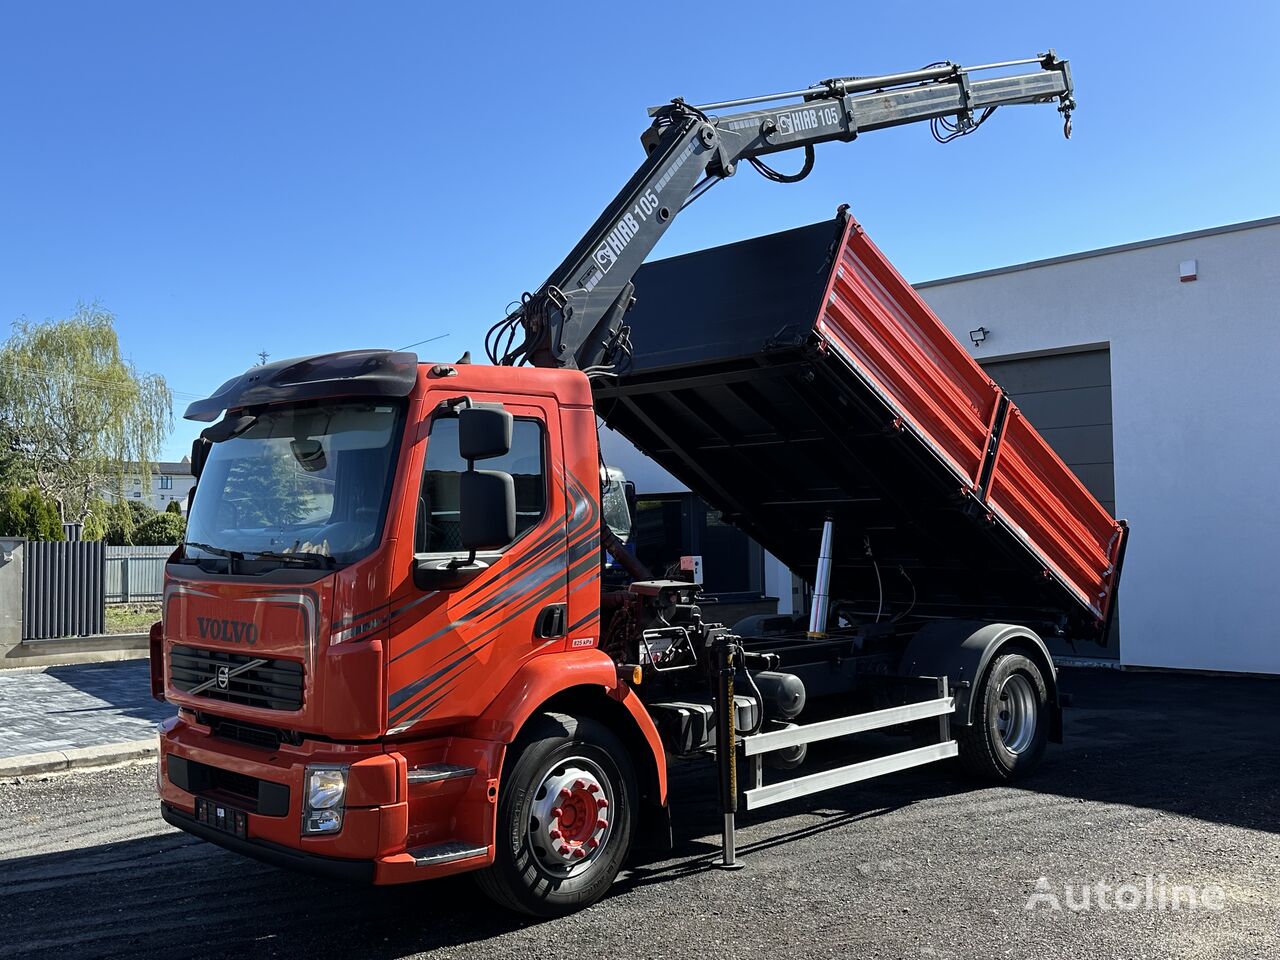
956,652,1050,782
476,711,636,916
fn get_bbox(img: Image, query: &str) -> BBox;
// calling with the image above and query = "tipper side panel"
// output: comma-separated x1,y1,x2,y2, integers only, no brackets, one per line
817,216,1000,492
816,214,1123,623
987,407,1125,619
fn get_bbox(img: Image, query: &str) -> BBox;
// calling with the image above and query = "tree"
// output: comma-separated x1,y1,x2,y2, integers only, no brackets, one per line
222,454,314,527
0,305,173,525
165,499,182,515
0,486,64,540
133,511,186,546
127,499,158,527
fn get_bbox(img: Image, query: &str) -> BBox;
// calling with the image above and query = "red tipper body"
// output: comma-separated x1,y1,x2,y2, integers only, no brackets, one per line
817,214,1125,624
601,206,1125,639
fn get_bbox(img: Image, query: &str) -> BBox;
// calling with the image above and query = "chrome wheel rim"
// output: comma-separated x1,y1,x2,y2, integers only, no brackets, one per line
527,756,613,877
995,673,1037,754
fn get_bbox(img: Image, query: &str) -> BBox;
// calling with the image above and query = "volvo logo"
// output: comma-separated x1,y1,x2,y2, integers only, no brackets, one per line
197,616,258,646
216,665,230,690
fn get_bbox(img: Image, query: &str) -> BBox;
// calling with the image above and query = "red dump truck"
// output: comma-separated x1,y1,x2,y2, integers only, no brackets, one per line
154,54,1122,915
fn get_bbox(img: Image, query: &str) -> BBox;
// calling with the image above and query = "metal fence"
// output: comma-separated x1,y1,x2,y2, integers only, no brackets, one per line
105,545,176,603
22,540,106,640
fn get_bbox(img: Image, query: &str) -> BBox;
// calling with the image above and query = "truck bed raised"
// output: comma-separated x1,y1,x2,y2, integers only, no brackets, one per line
594,208,1126,641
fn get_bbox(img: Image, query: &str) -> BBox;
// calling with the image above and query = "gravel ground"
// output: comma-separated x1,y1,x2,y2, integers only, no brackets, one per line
1,668,1277,959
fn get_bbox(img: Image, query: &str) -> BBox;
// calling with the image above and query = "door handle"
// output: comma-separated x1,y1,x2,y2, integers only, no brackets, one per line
535,604,567,639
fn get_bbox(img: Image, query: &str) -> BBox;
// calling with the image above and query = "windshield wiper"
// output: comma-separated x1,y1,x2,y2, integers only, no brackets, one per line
183,541,244,562
245,550,336,569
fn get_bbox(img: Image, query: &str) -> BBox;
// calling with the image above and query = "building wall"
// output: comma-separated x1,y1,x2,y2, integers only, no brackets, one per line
916,219,1280,674
0,539,23,659
123,469,195,513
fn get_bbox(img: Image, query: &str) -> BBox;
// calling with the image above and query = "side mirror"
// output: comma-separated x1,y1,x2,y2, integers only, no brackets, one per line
460,470,516,550
413,468,516,589
191,437,212,480
459,407,512,461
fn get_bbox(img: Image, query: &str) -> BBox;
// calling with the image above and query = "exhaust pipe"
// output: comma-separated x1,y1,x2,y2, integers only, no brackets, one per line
807,516,834,638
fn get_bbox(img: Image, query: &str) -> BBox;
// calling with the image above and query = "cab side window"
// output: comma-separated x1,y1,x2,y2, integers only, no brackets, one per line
415,416,547,553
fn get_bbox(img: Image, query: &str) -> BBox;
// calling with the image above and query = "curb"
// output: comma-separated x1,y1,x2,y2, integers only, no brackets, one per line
0,737,158,779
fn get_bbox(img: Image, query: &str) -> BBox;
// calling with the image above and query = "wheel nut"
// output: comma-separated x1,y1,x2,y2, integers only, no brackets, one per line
572,848,586,859
558,788,571,801
596,798,609,809
586,783,600,794
587,837,600,849
558,844,570,856
550,807,563,819
574,779,587,791
596,817,608,829
549,829,562,840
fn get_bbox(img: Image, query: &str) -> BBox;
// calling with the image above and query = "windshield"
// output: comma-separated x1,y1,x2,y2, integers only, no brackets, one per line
184,401,403,568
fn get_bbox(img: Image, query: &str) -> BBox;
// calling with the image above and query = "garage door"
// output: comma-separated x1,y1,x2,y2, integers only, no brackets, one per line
981,348,1119,656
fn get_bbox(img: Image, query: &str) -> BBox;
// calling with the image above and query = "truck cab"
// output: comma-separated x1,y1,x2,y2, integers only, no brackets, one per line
156,350,664,899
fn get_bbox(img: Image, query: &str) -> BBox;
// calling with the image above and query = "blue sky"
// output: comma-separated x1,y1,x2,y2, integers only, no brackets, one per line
3,2,1277,460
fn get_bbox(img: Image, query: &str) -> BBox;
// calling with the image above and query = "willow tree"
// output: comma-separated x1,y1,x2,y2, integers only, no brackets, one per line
0,305,173,524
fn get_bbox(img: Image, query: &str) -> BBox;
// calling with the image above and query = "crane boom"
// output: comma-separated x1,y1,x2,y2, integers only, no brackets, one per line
488,52,1073,371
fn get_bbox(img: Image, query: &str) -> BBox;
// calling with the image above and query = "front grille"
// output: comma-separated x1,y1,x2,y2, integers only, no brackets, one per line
170,645,304,711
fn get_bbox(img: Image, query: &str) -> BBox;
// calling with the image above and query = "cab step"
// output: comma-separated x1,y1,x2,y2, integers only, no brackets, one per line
409,841,488,867
407,763,475,785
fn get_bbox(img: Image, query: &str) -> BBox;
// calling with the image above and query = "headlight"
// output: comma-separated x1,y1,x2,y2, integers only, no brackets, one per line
306,767,347,809
303,765,348,835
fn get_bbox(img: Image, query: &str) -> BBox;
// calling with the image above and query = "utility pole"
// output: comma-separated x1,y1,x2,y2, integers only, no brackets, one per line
256,350,270,366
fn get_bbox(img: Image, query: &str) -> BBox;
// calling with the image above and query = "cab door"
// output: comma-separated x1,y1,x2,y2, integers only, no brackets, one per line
385,390,569,732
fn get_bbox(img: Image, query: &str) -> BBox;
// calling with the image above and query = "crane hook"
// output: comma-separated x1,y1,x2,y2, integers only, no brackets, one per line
1058,96,1075,140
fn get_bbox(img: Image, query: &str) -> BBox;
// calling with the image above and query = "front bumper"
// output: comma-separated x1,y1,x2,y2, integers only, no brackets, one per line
157,714,500,884
161,804,375,883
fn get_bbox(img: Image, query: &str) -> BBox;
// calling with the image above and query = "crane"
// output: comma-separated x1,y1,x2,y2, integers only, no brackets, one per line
486,52,1073,373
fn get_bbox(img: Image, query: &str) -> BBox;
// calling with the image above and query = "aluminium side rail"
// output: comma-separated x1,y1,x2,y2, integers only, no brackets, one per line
713,665,956,867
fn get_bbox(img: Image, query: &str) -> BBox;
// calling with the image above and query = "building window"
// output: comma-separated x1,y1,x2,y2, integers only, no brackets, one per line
159,475,173,490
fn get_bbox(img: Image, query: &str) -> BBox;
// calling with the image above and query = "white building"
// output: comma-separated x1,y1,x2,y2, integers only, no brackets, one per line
604,215,1280,675
122,458,196,513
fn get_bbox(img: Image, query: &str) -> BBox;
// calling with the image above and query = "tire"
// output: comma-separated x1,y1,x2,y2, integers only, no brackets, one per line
956,652,1050,782
476,711,636,916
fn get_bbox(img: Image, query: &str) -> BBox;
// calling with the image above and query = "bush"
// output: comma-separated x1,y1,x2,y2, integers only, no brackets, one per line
165,499,182,515
127,499,158,526
132,511,186,546
0,486,64,540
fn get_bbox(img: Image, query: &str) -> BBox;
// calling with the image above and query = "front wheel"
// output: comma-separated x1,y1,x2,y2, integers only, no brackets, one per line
476,711,636,916
956,652,1050,782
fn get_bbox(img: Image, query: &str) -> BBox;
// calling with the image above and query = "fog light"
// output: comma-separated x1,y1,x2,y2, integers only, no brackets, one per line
303,764,348,835
304,809,343,834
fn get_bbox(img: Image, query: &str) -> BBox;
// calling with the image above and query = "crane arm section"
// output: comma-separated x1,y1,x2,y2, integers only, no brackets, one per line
489,52,1073,371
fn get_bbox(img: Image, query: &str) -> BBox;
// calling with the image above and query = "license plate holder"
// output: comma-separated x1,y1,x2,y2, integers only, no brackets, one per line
195,797,249,839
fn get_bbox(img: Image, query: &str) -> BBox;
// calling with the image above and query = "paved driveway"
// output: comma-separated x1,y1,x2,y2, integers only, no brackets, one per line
0,660,171,760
